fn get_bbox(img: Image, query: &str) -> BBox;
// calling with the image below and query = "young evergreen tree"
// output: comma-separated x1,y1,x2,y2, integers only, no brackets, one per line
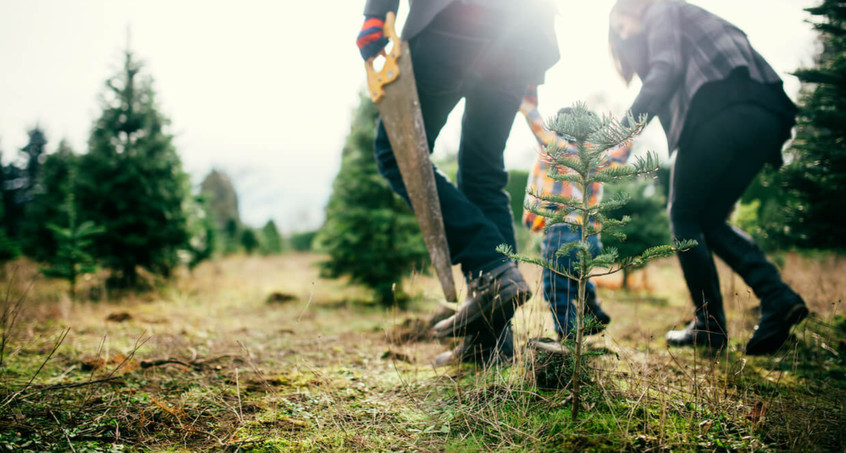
77,50,191,286
260,220,284,255
779,0,846,250
22,139,77,261
185,194,216,270
501,104,694,419
316,94,428,305
240,228,259,255
41,170,103,299
602,178,670,289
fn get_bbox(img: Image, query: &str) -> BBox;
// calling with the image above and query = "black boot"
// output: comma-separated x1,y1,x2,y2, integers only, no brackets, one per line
705,224,808,355
666,301,728,350
746,294,808,355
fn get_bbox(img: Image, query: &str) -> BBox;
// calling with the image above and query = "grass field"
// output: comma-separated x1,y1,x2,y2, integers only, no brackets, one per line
0,252,844,452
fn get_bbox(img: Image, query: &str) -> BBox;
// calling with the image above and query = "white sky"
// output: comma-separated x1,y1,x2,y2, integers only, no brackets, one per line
0,0,818,232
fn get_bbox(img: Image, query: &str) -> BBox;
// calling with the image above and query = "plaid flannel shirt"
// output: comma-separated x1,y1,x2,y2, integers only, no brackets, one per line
521,107,631,233
622,1,785,154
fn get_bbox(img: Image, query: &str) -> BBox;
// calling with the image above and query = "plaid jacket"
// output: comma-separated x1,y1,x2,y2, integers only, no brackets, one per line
620,1,785,154
520,107,631,233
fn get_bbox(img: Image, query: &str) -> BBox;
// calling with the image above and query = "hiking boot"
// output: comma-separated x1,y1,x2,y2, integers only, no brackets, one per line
745,296,808,355
433,327,514,368
433,262,531,338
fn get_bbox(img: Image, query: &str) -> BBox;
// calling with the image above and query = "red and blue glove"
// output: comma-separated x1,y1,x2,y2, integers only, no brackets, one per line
356,16,389,60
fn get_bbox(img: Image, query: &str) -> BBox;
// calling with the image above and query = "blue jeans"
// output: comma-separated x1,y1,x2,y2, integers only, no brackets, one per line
542,224,601,337
373,6,529,278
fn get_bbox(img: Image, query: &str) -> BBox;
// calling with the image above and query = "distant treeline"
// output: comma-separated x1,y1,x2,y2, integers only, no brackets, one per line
0,50,314,294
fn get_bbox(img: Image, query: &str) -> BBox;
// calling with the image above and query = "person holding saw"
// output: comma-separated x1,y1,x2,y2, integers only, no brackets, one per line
356,0,559,366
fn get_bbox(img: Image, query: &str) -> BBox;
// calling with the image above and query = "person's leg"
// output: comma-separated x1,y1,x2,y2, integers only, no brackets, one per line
542,224,608,339
692,104,807,354
542,225,580,338
457,76,525,254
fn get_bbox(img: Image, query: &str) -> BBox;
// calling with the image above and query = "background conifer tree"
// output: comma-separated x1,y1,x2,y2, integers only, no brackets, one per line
779,0,846,250
1,126,47,240
41,169,103,298
316,94,428,305
22,139,76,261
602,178,670,288
77,50,191,287
260,220,284,255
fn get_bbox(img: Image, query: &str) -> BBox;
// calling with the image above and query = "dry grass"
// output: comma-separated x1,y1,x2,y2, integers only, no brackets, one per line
0,251,843,451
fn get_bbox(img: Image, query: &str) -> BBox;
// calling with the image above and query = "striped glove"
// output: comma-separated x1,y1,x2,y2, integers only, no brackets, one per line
356,16,389,60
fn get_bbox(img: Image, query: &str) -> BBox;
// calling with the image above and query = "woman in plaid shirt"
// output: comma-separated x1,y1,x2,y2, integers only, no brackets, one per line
609,0,807,354
520,89,631,341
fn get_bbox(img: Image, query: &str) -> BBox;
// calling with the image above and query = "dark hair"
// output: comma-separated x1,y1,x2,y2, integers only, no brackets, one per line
608,0,681,85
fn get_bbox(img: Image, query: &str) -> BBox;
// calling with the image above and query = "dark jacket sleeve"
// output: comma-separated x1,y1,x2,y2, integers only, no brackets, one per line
628,3,684,124
363,0,399,17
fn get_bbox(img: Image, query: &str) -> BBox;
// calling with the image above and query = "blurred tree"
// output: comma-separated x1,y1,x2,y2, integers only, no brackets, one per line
260,220,284,255
602,178,670,289
77,50,192,287
0,146,17,261
40,169,103,299
778,0,846,250
315,93,428,305
185,194,216,269
288,230,317,252
240,228,259,255
1,126,48,239
222,218,241,254
200,169,241,230
506,169,529,225
22,139,77,261
0,171,17,262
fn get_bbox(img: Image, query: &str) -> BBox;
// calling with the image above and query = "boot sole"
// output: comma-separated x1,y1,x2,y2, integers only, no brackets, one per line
745,304,809,355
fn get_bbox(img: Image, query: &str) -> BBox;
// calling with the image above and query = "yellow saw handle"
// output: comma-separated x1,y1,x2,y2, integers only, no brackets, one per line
364,12,401,104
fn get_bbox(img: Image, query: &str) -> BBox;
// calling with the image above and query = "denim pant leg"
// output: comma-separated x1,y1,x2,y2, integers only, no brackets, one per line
373,25,526,277
542,225,600,337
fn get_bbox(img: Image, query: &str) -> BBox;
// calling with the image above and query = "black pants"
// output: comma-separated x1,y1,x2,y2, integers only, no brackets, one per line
670,103,799,321
374,5,528,278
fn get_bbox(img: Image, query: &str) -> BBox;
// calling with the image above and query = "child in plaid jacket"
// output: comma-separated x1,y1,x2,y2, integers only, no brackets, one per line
520,88,631,340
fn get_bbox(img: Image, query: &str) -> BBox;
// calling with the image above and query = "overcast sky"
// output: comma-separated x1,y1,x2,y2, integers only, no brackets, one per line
0,0,819,232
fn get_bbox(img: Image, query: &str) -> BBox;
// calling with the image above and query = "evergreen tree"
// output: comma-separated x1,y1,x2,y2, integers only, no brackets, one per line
506,169,530,225
602,178,670,288
1,126,47,239
22,139,77,261
501,104,694,419
185,194,216,269
316,94,428,305
260,220,284,255
779,0,846,250
41,171,103,298
77,50,191,286
199,169,241,231
240,228,259,255
222,218,241,255
0,147,17,261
